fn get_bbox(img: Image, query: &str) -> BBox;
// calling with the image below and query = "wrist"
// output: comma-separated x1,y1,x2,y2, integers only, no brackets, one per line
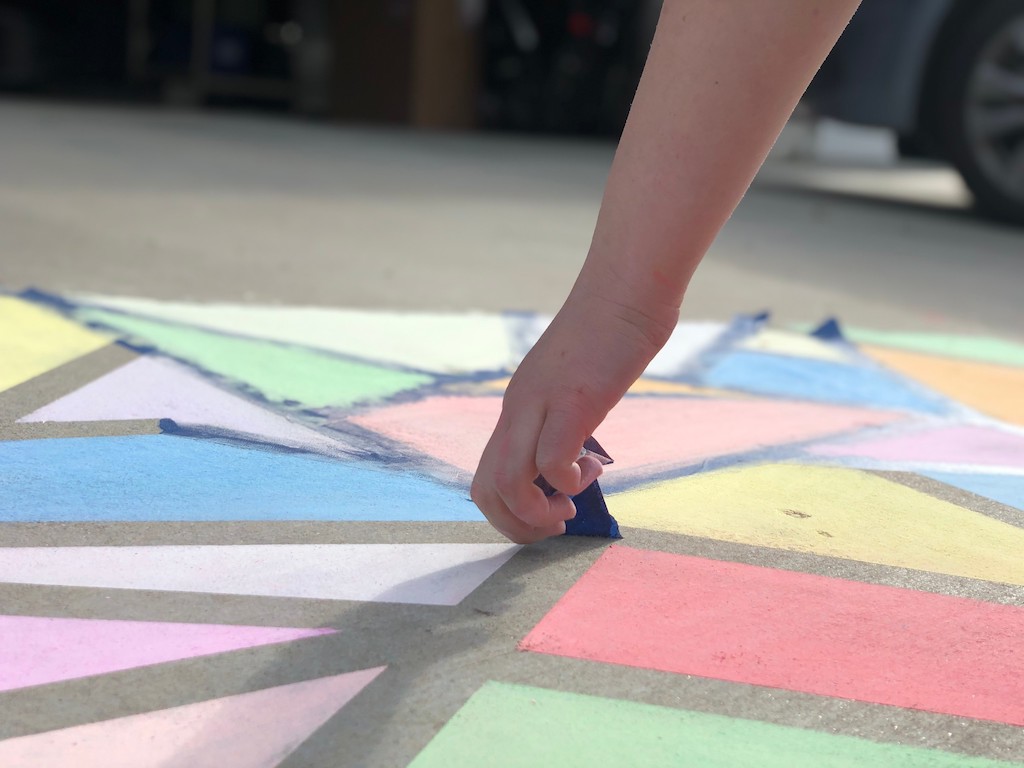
568,255,682,355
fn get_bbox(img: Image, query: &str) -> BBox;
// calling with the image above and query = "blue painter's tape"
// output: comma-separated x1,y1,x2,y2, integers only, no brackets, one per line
923,472,1024,513
703,351,948,414
811,318,845,341
0,434,482,523
566,480,621,539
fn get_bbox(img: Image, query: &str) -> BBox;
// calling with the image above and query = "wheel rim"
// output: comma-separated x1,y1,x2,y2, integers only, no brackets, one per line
965,13,1024,203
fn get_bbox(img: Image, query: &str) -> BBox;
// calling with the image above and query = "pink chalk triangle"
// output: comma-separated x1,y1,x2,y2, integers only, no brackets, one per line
0,615,335,692
0,667,384,768
348,395,903,484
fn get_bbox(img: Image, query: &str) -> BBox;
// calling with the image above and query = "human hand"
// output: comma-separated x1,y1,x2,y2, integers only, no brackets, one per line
471,286,675,543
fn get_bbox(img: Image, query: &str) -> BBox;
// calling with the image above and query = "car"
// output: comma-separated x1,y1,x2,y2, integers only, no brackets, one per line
805,0,1024,225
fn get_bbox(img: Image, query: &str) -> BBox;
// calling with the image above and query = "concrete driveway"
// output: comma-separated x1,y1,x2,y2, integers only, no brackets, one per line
1,100,1021,336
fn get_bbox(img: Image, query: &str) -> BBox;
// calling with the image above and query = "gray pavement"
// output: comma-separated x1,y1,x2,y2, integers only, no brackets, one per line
1,99,1022,337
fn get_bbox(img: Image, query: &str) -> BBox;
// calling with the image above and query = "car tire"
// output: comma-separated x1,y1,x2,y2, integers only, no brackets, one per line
933,0,1024,226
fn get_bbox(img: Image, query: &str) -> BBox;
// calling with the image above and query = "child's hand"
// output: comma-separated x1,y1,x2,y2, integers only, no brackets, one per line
471,0,862,544
471,285,675,543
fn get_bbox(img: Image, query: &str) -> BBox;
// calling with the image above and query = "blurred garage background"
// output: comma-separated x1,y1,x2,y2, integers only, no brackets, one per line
1,0,1022,223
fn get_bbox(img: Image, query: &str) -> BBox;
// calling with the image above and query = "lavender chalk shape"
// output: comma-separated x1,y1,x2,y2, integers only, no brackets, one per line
811,424,1024,470
0,615,334,692
19,356,356,457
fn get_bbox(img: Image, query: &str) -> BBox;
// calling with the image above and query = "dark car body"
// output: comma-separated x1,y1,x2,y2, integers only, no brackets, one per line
807,0,960,136
807,0,1024,223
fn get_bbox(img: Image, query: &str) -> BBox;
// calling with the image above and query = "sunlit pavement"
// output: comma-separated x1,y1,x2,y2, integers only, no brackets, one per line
1,99,1021,337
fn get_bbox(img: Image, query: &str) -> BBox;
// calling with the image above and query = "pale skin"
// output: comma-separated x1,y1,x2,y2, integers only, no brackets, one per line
471,0,863,544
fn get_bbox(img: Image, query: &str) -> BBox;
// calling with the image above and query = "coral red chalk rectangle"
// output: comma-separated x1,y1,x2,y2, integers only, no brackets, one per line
520,546,1024,725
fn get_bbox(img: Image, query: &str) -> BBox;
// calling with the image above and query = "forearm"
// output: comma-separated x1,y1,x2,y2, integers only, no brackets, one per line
574,0,861,331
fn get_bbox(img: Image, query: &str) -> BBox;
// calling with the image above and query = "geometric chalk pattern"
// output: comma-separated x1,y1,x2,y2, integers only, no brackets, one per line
609,464,1024,585
0,615,335,692
520,548,1024,726
0,544,520,604
863,345,1024,427
347,395,904,488
702,349,951,414
72,305,433,411
923,472,1024,518
2,290,1024,766
0,668,386,768
808,423,1024,472
0,435,480,522
17,356,362,458
409,683,1021,768
0,296,110,394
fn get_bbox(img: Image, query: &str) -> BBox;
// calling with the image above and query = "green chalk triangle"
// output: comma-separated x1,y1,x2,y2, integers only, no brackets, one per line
76,307,433,410
411,682,1019,768
843,328,1024,368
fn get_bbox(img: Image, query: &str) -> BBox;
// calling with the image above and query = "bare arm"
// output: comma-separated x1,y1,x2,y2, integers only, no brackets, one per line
472,0,861,544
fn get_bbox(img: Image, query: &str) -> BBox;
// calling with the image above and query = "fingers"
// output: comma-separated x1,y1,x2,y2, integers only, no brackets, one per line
576,454,604,489
489,410,559,529
470,479,567,544
493,454,581,530
535,406,601,496
472,401,604,545
547,491,578,524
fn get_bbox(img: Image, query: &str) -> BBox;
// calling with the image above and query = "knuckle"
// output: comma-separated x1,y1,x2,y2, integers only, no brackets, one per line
519,501,558,530
537,461,581,496
547,392,595,423
535,456,562,480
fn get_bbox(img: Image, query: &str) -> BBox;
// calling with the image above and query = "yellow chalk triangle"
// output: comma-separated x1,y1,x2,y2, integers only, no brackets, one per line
446,376,746,398
0,297,110,394
611,463,1024,586
739,328,851,363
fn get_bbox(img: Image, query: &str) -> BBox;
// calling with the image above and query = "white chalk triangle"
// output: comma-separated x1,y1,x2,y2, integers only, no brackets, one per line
506,314,726,379
0,667,385,768
75,295,516,374
0,544,519,605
